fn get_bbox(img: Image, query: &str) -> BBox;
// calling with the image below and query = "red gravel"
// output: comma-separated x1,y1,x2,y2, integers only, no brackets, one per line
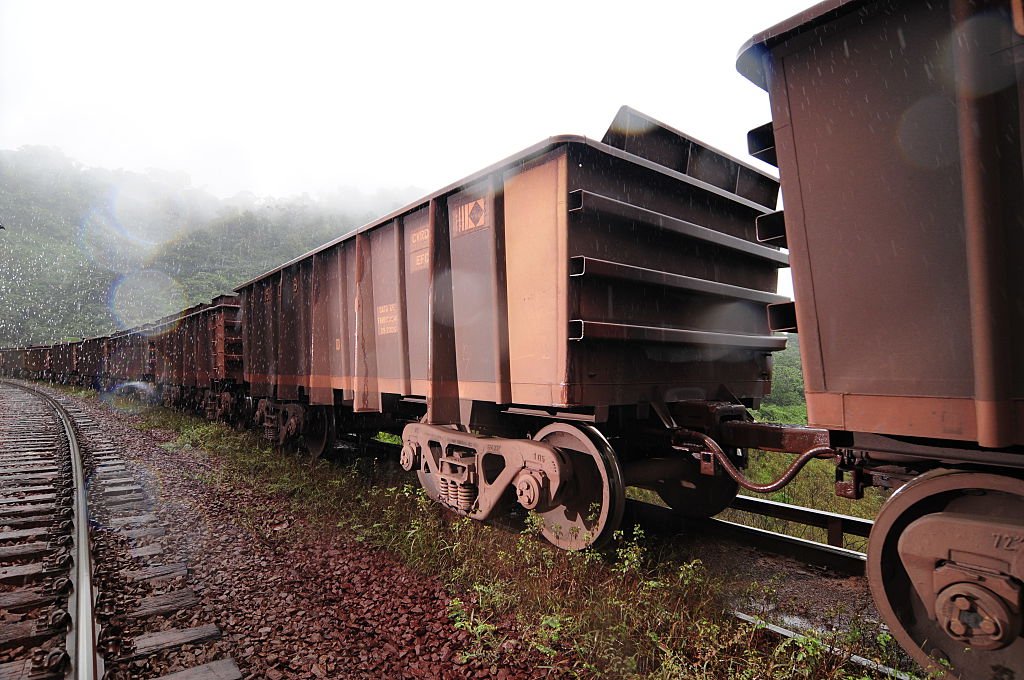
52,392,570,680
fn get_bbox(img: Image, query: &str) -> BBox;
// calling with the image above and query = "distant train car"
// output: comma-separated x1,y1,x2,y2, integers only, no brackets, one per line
106,327,152,387
0,347,25,377
50,341,79,384
77,336,107,389
150,306,196,406
174,295,243,418
237,107,788,549
24,345,50,379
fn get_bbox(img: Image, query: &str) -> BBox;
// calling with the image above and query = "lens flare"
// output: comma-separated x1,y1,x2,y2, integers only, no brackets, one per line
936,11,1018,98
897,95,958,170
108,270,187,330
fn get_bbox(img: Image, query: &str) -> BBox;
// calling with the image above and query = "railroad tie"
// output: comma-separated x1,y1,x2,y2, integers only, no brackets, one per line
128,588,199,619
123,624,221,660
153,658,242,680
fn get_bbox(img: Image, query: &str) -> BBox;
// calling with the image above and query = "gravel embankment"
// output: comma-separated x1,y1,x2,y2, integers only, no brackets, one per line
55,391,566,680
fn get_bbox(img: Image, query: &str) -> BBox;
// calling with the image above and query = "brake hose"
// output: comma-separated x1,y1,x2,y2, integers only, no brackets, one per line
675,429,836,494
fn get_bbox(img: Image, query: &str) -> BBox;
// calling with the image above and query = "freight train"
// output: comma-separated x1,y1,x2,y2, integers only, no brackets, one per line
2,1,1021,675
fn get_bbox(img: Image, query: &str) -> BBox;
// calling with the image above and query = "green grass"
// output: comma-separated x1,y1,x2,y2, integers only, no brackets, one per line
720,454,886,552
78,397,914,680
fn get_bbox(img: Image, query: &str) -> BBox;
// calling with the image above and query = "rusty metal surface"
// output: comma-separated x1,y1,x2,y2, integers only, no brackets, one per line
718,420,830,453
739,0,1024,447
173,297,242,390
868,470,1024,676
235,110,786,426
24,346,49,376
0,348,21,376
602,105,779,207
50,341,78,380
76,337,107,383
106,329,151,383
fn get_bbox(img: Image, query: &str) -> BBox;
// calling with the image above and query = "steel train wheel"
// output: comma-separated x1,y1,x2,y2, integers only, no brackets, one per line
867,470,1024,678
302,406,335,461
654,457,738,518
533,423,625,551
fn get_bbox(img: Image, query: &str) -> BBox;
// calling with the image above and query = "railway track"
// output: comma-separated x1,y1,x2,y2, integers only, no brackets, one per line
0,380,95,679
0,381,241,680
625,496,869,576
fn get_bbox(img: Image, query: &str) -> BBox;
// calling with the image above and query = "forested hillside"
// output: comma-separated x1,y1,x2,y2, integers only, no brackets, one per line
0,147,398,346
755,334,806,424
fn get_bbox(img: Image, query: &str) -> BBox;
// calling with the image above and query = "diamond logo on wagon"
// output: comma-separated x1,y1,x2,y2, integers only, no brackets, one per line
453,198,488,236
469,201,484,227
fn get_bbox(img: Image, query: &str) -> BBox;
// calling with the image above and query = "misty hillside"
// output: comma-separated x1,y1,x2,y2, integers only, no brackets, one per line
0,147,403,346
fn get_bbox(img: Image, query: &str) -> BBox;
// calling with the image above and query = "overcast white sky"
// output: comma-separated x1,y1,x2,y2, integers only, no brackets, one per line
0,0,816,201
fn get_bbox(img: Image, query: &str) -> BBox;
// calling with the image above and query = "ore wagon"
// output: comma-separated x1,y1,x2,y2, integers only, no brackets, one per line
76,336,108,389
0,347,25,377
24,345,50,379
50,341,78,384
177,295,243,418
237,107,789,549
149,306,198,406
106,328,152,386
739,0,1024,673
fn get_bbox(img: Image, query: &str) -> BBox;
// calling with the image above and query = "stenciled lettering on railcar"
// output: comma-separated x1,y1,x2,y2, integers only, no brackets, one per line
408,226,431,272
410,250,430,273
376,303,399,336
993,532,1024,551
451,198,488,238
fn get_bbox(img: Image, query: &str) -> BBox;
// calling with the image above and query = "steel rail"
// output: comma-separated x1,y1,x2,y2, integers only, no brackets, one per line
733,611,914,679
6,381,99,679
624,499,867,575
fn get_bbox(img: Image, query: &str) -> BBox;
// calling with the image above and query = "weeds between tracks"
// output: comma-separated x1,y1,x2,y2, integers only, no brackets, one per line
58,386,919,679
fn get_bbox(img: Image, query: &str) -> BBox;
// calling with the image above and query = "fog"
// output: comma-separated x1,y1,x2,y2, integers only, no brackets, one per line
0,1,813,344
0,1,813,200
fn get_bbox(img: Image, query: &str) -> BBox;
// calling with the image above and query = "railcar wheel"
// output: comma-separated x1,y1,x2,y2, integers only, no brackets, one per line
654,458,738,518
302,406,335,461
867,469,1024,678
533,423,625,551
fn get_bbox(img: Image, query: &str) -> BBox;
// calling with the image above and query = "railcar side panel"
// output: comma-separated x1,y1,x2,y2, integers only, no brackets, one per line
276,262,313,401
353,232,379,412
738,0,1024,446
51,342,78,381
503,150,568,406
403,207,432,396
236,128,783,425
369,220,410,397
447,178,511,405
243,278,277,399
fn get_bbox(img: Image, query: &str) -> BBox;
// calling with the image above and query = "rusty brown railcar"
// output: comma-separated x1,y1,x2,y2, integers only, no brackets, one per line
237,108,788,550
106,328,152,385
150,306,197,406
76,336,107,388
173,295,243,418
24,345,50,379
50,341,78,384
0,347,25,377
739,0,1024,674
